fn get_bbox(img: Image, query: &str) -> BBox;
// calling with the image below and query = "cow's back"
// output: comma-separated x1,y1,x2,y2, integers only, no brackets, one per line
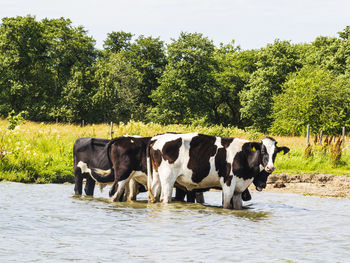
151,133,222,190
73,137,110,168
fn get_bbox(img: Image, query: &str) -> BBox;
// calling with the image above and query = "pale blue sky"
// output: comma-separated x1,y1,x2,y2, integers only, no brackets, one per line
1,0,350,49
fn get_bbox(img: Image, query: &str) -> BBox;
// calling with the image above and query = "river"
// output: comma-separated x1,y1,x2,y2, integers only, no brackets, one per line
0,182,349,262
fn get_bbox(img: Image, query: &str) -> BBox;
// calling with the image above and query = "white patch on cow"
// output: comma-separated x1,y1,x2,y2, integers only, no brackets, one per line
262,138,277,170
158,159,178,203
221,177,234,209
235,177,253,193
123,134,142,138
226,138,248,159
77,161,91,175
259,164,264,172
214,137,222,148
150,170,161,202
147,156,153,200
132,171,147,189
152,133,198,152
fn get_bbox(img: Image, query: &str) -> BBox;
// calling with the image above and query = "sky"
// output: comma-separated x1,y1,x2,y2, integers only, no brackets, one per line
1,0,350,50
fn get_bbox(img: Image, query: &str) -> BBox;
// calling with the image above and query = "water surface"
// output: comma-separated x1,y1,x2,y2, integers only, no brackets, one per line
0,182,349,262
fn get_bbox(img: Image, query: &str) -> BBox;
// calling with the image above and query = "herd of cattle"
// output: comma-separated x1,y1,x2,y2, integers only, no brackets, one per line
73,133,290,209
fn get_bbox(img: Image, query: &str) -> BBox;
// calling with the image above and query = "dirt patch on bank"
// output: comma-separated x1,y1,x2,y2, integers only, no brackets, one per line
249,174,350,198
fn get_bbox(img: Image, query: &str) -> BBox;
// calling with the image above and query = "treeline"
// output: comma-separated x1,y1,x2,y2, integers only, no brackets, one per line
1,15,350,135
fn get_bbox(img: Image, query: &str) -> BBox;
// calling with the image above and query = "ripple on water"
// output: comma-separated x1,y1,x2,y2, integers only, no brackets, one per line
0,182,350,262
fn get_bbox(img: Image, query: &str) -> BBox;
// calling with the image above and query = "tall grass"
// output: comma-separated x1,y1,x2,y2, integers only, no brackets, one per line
0,119,349,183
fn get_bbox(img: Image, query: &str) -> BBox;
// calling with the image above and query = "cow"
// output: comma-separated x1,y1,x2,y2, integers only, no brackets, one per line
73,137,114,196
73,137,149,201
147,133,289,209
90,135,205,203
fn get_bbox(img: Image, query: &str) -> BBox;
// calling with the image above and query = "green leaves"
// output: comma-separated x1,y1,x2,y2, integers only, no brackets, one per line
92,53,142,123
0,16,97,122
150,32,219,125
270,66,350,135
239,40,302,132
0,16,349,134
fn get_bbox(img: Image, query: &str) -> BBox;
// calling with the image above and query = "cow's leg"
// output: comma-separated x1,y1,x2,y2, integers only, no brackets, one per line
221,179,235,209
109,166,133,201
195,192,205,204
174,187,186,202
232,193,243,210
110,179,129,202
150,171,161,203
159,170,177,203
74,167,83,195
109,181,117,197
84,175,96,196
127,178,139,201
186,191,196,203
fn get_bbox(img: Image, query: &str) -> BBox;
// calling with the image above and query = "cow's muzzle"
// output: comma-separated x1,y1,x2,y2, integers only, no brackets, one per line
265,166,275,173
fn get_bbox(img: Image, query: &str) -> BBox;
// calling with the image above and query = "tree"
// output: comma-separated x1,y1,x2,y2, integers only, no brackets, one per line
0,16,51,119
124,35,166,107
41,17,97,120
92,53,142,123
103,31,133,53
213,43,258,127
149,32,219,125
59,67,94,122
0,16,97,121
239,40,302,132
303,28,350,75
270,66,350,135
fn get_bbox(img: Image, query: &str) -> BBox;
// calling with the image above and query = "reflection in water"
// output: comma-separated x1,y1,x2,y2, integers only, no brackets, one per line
80,194,271,222
1,182,350,263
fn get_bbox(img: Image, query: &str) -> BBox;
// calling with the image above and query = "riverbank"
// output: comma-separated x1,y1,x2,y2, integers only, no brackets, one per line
249,173,350,198
0,119,349,184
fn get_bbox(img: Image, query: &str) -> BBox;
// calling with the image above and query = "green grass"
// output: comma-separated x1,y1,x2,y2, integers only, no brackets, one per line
0,119,349,183
275,147,350,175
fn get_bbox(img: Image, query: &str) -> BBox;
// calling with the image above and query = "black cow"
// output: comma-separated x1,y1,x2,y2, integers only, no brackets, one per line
73,137,114,196
147,133,289,209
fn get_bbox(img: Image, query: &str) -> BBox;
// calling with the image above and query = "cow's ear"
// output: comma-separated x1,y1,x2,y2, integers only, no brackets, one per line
277,146,290,155
251,142,261,152
243,142,261,153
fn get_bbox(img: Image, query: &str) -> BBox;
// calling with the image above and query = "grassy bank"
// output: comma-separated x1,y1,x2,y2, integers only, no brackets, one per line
0,119,349,183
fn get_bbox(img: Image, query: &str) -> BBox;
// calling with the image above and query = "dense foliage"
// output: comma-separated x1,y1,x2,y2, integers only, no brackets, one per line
1,15,350,135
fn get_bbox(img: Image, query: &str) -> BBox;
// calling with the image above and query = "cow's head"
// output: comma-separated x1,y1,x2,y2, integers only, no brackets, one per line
244,137,290,191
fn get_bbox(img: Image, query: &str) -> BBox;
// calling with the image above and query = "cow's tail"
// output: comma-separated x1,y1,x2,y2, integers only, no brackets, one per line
88,140,117,192
146,140,155,202
106,138,117,174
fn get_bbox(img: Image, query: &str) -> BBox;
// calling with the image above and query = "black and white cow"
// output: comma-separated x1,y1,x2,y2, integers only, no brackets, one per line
90,135,205,203
147,133,289,209
73,137,114,196
106,136,150,202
